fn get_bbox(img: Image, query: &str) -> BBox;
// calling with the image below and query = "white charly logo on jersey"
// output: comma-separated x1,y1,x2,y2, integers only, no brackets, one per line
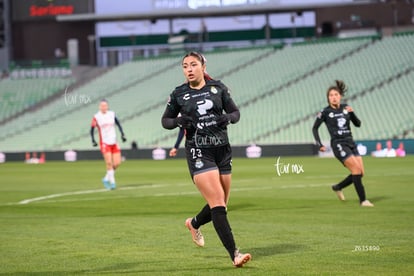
211,86,218,94
337,117,346,128
196,99,213,115
343,109,348,115
329,112,334,118
183,93,190,100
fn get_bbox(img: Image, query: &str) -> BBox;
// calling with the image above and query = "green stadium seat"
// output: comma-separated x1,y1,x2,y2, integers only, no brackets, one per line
1,35,414,152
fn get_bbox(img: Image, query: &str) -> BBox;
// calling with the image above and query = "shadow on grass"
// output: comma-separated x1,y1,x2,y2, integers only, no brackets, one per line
4,261,256,275
249,243,308,259
368,196,390,203
5,246,288,275
228,202,257,211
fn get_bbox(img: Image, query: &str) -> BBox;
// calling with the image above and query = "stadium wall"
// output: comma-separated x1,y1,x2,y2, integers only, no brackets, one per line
315,2,414,35
2,139,414,162
10,0,95,64
99,27,315,47
11,21,94,64
3,144,317,162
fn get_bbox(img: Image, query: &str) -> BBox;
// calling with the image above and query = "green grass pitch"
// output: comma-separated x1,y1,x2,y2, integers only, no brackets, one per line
1,156,413,275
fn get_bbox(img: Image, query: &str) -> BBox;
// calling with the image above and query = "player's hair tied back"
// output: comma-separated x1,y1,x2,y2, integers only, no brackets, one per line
335,80,347,96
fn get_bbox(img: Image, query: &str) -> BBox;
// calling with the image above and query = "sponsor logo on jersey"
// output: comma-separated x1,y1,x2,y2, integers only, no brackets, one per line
196,99,213,115
191,91,210,98
211,86,218,94
195,135,224,146
197,122,205,129
183,93,190,100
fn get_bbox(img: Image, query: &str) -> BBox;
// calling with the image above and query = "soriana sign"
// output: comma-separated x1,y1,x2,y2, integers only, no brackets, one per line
30,3,75,17
12,0,93,21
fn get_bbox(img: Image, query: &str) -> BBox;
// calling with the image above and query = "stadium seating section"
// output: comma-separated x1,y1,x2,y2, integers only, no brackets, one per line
1,33,413,152
0,78,73,122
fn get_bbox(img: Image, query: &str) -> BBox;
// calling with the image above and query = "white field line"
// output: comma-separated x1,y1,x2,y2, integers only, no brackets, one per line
16,184,166,205
3,182,332,206
18,189,109,204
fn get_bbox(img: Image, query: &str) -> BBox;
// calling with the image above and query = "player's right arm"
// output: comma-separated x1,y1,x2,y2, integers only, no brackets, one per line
161,92,192,129
90,117,98,147
312,111,325,151
162,92,179,129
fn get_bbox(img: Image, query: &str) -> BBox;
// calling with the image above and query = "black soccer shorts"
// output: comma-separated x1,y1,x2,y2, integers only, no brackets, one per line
185,144,232,178
331,139,360,164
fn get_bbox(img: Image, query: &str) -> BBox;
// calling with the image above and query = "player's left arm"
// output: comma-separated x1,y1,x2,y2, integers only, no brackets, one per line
219,86,240,126
169,128,185,157
345,105,361,127
115,117,127,142
174,128,185,149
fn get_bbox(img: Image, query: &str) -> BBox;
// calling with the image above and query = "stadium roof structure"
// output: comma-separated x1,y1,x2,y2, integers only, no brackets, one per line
56,1,375,23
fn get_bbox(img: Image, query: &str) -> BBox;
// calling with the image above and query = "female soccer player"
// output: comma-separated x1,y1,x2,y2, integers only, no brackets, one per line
312,80,374,207
161,52,251,267
90,99,126,190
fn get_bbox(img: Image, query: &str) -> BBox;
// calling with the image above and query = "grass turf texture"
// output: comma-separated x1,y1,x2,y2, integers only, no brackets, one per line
0,156,413,275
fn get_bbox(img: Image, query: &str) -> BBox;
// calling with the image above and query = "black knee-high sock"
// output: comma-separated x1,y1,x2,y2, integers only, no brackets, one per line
211,206,237,260
191,204,211,229
352,174,366,202
335,174,353,190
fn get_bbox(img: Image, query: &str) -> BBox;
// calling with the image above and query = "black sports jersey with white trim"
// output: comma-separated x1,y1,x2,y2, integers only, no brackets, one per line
312,104,361,147
164,80,239,148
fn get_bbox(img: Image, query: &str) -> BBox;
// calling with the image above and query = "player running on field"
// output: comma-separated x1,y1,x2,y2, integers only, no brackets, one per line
161,51,251,267
312,80,374,207
90,99,127,190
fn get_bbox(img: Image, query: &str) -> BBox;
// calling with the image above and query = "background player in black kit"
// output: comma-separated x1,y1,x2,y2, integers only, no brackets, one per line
312,80,374,207
161,52,251,267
